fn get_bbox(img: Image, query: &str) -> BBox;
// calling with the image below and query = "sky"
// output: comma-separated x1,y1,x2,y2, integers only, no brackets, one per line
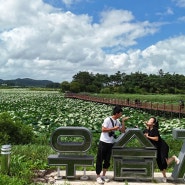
0,0,185,83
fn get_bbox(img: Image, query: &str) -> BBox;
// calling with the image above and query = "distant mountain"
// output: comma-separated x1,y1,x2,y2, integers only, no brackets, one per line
0,78,58,87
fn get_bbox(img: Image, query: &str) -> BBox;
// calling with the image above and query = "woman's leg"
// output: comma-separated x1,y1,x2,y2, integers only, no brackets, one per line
166,156,174,165
162,169,167,178
166,155,180,165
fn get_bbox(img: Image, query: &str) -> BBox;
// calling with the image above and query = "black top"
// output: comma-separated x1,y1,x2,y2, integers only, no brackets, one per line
143,127,161,149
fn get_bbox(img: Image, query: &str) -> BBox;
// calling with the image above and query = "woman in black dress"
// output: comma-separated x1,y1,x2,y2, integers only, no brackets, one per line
143,117,180,182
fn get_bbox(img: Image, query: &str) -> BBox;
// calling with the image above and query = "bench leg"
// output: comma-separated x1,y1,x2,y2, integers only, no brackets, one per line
55,167,62,180
80,167,89,180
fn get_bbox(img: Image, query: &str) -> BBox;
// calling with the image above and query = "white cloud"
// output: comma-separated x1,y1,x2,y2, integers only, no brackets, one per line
93,9,158,50
156,7,174,16
0,0,54,29
102,35,185,76
166,7,174,15
173,0,185,7
0,0,185,82
61,0,83,7
178,16,185,22
140,36,185,74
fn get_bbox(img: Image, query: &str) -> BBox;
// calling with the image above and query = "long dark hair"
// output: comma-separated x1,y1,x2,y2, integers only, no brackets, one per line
151,117,159,129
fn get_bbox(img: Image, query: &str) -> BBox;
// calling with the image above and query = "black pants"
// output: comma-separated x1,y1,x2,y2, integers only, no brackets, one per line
96,141,114,175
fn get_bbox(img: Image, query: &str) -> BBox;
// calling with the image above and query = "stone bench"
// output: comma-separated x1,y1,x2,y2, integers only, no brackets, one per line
112,128,157,180
48,154,94,178
48,127,94,178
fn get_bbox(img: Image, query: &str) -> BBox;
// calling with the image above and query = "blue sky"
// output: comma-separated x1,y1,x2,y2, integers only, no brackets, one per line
0,0,185,82
44,0,184,50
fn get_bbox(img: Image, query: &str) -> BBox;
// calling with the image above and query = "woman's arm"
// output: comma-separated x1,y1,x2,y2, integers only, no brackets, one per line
144,133,159,141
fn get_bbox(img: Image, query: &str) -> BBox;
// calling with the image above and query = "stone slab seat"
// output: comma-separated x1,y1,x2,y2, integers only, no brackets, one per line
48,154,94,165
48,154,94,178
48,127,94,178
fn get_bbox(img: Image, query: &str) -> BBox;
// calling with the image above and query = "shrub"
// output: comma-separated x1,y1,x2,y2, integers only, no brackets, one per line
100,87,111,94
0,112,35,145
0,174,28,185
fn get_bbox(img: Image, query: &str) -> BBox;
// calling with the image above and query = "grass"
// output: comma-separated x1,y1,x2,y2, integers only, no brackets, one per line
95,93,185,104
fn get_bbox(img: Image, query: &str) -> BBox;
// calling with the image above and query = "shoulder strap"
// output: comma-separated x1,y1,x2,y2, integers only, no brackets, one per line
110,118,115,127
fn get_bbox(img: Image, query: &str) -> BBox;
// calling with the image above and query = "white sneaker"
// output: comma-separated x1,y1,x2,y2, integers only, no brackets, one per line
162,177,167,183
173,155,180,164
96,177,104,184
101,176,110,182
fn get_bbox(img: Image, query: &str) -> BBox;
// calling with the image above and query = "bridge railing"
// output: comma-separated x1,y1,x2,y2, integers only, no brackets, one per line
64,93,185,115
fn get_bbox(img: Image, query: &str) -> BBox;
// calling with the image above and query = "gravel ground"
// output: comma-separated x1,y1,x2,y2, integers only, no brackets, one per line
33,170,185,185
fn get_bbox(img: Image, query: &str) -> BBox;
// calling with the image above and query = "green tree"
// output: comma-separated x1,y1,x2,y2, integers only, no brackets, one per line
109,71,123,86
61,69,185,94
61,81,70,92
72,71,95,92
70,81,81,93
100,87,111,94
86,84,99,93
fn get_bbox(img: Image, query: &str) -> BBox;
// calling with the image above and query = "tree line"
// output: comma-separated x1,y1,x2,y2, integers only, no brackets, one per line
60,69,185,94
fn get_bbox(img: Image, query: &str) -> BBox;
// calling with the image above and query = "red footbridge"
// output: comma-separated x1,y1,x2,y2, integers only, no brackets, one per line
65,93,185,118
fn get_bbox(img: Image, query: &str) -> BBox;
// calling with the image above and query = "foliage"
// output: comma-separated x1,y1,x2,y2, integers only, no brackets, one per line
10,145,53,174
0,112,35,145
0,174,28,185
70,81,81,93
100,87,111,94
0,89,184,136
0,145,54,185
95,93,185,105
62,70,185,94
60,81,70,92
72,71,95,92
